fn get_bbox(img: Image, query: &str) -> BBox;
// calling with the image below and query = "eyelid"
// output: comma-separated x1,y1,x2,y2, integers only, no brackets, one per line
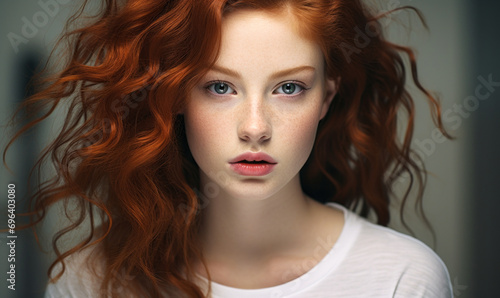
204,80,236,96
202,80,311,97
273,80,310,96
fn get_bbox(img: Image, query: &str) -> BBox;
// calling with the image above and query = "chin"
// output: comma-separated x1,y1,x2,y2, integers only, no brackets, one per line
225,181,284,201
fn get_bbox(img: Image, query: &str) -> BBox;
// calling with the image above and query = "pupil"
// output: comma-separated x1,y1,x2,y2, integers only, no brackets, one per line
216,83,228,94
284,83,295,94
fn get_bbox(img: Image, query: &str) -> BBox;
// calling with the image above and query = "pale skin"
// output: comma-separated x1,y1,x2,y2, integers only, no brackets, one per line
183,8,344,289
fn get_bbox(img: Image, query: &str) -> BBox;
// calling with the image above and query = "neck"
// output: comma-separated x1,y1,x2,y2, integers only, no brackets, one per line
197,172,315,266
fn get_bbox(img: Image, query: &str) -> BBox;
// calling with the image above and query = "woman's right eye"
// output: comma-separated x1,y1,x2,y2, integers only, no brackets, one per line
206,82,235,95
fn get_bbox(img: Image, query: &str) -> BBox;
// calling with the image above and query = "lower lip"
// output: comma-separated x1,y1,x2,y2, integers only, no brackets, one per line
229,163,276,176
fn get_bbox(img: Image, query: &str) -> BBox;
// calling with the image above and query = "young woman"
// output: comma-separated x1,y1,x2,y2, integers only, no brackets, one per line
5,0,453,297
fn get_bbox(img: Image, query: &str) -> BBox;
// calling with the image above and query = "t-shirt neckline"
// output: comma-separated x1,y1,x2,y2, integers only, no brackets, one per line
195,202,360,297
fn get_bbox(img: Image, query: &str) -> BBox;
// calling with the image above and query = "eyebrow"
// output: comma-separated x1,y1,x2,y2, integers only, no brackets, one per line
209,65,316,80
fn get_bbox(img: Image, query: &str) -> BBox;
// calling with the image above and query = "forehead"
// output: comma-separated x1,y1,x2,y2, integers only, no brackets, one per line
216,9,324,73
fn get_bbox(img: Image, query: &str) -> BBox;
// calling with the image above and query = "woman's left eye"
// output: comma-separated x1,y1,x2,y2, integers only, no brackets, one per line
274,83,305,95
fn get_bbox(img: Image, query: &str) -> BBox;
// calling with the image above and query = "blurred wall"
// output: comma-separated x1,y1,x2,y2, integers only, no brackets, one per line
468,0,500,296
1,1,496,298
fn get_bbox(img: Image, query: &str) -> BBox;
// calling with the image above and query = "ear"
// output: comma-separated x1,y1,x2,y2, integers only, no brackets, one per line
319,76,340,120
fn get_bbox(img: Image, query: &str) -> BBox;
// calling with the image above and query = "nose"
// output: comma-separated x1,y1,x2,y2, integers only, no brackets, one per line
237,96,272,144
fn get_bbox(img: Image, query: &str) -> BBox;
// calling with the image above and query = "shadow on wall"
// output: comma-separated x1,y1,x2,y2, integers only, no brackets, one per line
469,0,500,297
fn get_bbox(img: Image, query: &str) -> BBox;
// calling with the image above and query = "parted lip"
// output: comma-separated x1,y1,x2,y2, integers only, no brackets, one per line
228,152,277,164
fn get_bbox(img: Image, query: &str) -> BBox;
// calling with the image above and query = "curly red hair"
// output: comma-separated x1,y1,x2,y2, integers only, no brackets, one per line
4,0,451,297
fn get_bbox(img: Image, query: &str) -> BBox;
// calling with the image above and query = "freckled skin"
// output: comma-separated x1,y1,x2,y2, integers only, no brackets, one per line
184,9,337,201
182,9,341,288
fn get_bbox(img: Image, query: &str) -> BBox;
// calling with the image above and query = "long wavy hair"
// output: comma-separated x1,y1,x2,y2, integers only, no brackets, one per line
4,0,451,297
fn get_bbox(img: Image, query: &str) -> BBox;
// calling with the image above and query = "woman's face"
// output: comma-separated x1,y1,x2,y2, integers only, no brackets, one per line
184,9,337,200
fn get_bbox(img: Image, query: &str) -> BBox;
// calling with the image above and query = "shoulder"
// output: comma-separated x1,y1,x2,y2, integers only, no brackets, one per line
343,210,454,297
44,245,105,298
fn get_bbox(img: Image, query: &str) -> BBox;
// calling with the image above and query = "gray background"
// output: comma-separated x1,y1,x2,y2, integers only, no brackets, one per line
1,0,499,297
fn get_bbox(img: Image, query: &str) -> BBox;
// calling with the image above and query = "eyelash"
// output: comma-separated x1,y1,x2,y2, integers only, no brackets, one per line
204,80,310,97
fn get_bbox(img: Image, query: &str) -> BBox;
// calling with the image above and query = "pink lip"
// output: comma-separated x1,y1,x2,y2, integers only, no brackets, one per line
229,152,277,176
229,163,276,176
229,152,277,164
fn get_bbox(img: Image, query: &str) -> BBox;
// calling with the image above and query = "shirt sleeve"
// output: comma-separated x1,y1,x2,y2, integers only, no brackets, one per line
44,282,64,298
44,270,99,298
391,240,454,298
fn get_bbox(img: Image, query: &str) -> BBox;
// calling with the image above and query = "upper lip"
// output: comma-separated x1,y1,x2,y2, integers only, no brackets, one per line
229,152,277,164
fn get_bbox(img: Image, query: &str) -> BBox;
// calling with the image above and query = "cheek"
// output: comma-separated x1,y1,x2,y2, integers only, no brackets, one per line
184,107,228,164
279,107,322,166
292,116,319,155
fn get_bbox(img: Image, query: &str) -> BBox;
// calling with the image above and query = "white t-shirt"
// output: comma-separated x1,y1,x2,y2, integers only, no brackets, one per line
45,202,453,297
